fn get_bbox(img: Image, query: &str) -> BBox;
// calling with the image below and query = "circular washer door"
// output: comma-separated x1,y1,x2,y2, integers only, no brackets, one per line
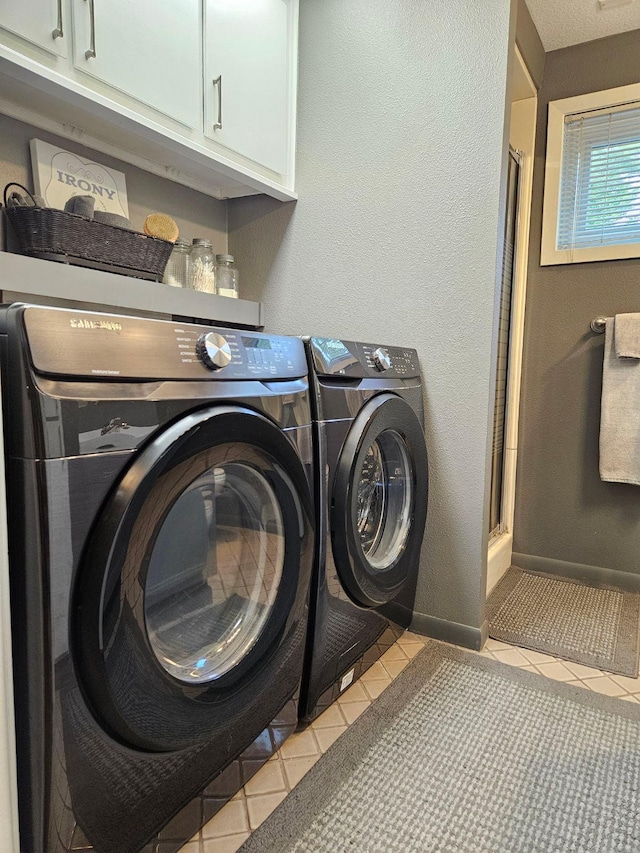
72,405,312,752
331,393,428,608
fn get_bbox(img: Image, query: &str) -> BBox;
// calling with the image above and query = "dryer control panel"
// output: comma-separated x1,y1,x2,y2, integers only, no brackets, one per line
309,337,420,379
22,306,308,381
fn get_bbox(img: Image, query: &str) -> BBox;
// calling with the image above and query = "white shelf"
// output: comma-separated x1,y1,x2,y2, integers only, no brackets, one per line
0,252,264,328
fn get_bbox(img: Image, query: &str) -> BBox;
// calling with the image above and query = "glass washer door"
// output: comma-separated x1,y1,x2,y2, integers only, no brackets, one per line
332,393,429,609
72,405,312,752
356,430,412,570
145,461,285,685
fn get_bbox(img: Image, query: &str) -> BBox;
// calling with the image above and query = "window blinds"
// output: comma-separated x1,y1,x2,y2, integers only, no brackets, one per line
558,102,640,251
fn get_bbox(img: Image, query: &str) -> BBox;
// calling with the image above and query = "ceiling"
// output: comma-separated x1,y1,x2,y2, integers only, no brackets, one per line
526,0,640,51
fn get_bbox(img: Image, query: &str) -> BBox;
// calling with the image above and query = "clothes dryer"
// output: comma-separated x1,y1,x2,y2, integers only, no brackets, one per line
2,304,313,853
300,337,428,723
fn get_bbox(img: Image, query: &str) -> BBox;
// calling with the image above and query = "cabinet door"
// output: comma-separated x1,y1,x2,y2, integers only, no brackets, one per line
71,0,202,129
204,0,296,177
1,0,67,57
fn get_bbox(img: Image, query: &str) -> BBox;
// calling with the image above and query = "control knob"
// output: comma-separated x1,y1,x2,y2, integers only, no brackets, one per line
196,332,232,370
372,347,392,372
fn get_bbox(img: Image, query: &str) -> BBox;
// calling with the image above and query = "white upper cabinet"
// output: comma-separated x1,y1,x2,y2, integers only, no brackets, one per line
204,0,296,178
0,0,298,199
0,0,68,57
71,0,202,129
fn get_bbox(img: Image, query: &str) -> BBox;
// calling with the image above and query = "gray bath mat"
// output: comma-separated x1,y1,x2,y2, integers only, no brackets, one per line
487,565,640,677
240,641,640,853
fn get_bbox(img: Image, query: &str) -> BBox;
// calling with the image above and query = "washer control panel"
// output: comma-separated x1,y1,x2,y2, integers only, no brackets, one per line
372,347,392,372
310,337,420,379
196,332,233,370
23,307,308,380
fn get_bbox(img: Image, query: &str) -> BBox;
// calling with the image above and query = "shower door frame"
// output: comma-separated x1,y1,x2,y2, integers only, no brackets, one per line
486,46,537,596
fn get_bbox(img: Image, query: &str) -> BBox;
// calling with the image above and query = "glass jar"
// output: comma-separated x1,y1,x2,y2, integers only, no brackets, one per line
215,254,239,299
163,238,190,288
189,239,216,293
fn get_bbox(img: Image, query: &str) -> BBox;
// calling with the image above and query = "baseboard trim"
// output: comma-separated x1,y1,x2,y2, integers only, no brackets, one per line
410,613,488,651
512,553,640,594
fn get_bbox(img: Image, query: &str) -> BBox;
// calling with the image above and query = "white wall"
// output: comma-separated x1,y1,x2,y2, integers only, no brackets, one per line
229,0,515,643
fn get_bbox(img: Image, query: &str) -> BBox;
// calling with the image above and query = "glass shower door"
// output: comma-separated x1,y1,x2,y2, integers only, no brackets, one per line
489,149,520,537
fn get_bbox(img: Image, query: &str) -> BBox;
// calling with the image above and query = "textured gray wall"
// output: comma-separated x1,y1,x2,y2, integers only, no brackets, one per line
229,0,514,636
0,113,227,251
514,30,640,576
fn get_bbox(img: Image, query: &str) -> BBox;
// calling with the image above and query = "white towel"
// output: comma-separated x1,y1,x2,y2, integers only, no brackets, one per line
614,313,640,359
600,316,640,485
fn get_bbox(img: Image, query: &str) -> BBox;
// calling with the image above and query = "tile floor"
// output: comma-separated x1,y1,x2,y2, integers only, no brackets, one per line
182,631,640,852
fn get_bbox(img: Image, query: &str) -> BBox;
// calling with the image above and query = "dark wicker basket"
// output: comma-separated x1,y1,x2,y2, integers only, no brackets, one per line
2,185,173,281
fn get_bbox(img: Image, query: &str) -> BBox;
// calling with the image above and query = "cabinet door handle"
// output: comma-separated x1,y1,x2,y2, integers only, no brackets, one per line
52,0,63,39
84,0,96,59
212,76,223,131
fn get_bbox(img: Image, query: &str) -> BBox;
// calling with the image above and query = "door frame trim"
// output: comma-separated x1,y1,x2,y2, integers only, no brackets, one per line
487,45,537,596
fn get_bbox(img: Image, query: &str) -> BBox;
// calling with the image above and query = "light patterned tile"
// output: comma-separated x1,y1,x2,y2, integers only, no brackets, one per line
181,843,201,852
360,661,388,682
618,694,640,703
312,704,346,729
363,678,391,700
397,631,426,646
584,676,627,697
337,681,369,703
534,661,575,682
610,674,640,694
314,725,347,752
279,729,319,760
282,754,320,788
202,833,250,853
402,643,424,660
341,701,370,724
563,661,605,681
491,648,531,668
485,638,512,652
381,658,409,679
519,648,560,667
381,644,408,662
243,760,286,796
201,799,248,839
246,791,287,831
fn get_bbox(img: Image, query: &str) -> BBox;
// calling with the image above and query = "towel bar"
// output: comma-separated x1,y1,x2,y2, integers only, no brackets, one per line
590,317,607,334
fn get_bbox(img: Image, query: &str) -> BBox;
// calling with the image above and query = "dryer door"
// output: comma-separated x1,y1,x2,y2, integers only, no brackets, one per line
331,394,428,608
72,405,312,752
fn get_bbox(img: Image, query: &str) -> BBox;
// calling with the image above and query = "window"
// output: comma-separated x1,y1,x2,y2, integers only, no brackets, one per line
541,83,640,265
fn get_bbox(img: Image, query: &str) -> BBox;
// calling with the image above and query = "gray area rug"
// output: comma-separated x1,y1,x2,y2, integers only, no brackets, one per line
240,641,640,853
487,566,640,677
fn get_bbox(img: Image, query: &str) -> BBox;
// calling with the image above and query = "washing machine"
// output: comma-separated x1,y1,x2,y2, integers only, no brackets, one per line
1,304,314,853
299,336,428,723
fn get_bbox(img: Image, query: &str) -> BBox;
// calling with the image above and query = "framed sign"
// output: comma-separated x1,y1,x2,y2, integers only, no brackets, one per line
30,139,129,217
